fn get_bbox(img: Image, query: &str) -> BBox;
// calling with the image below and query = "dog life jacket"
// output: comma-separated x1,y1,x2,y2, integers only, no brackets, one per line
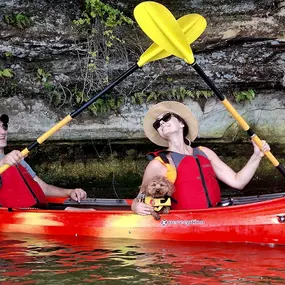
144,196,172,212
147,147,221,210
0,164,48,208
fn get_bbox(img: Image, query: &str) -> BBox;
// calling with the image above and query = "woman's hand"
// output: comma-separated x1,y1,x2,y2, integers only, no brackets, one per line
2,150,23,165
133,201,153,216
70,188,87,202
252,140,270,158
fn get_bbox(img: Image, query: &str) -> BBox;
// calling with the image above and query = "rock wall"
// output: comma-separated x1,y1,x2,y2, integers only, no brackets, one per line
2,92,285,145
0,0,284,143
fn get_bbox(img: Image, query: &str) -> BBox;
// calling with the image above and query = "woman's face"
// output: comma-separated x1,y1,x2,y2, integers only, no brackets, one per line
0,123,8,148
154,112,184,139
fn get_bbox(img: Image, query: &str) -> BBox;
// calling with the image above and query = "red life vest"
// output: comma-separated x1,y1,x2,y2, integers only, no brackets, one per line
148,149,221,210
0,164,48,208
171,153,221,210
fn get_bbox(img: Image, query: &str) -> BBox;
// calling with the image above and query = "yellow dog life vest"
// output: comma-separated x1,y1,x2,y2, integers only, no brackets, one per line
144,196,171,212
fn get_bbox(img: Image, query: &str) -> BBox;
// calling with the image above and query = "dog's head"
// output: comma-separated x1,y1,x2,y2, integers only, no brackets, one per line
140,176,175,198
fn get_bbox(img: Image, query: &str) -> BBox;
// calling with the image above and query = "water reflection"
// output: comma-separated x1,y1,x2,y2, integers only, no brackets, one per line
1,233,285,284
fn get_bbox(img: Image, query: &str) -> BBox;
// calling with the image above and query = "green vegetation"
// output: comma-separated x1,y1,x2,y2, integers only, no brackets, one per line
233,89,255,102
0,68,14,79
4,51,12,58
73,0,133,48
131,88,213,105
34,157,147,198
73,0,133,28
69,0,135,114
74,92,124,115
37,68,53,89
72,87,213,115
3,13,31,29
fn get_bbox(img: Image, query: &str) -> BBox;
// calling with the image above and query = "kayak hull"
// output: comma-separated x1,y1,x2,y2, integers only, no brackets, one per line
0,196,285,244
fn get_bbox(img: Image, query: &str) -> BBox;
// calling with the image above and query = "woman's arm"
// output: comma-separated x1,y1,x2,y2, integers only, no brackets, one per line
34,176,87,202
131,159,166,215
203,140,270,190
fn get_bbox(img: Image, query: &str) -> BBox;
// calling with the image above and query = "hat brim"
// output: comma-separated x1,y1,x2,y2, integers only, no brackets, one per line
143,101,198,147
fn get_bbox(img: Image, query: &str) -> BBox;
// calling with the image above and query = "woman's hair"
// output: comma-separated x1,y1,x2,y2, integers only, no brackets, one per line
172,113,190,145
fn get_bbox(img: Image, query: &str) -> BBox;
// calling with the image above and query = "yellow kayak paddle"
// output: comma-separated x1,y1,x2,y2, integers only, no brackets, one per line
134,1,285,177
0,13,206,174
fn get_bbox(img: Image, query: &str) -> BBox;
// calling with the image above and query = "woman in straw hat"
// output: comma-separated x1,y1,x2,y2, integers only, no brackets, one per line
131,101,270,215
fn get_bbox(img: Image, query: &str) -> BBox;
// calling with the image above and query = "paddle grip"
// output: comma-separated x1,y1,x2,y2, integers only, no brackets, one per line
0,148,30,174
191,62,285,177
251,135,279,167
0,164,9,174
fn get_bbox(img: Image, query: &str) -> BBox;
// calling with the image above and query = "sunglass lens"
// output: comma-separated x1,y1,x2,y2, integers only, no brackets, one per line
162,113,172,122
153,120,160,130
1,124,8,131
153,113,172,130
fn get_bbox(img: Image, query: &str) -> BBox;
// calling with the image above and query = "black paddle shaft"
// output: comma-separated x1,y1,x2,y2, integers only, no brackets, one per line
71,64,139,118
25,64,139,152
191,62,225,101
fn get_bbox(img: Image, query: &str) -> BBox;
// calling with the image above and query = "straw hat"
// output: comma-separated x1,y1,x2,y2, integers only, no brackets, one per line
143,101,198,147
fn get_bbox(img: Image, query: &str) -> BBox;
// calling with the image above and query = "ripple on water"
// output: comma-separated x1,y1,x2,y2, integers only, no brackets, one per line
0,234,285,285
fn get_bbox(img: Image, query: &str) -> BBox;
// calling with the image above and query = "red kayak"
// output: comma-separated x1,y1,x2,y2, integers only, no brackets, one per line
0,192,285,245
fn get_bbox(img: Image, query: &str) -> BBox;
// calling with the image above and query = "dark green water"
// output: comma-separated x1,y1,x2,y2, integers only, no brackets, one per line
7,140,285,199
1,233,285,284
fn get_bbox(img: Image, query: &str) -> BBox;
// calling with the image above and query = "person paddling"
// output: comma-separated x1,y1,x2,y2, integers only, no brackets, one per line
132,101,270,215
0,114,87,203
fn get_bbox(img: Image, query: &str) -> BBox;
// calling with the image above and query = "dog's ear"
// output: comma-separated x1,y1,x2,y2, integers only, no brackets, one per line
165,179,175,195
139,183,147,194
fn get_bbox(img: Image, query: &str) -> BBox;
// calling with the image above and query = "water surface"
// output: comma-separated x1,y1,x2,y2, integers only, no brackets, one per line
1,234,285,284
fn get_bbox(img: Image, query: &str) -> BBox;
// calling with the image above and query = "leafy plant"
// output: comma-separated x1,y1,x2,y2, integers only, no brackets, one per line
131,92,147,105
37,68,51,82
36,68,54,90
0,68,14,79
3,13,31,29
4,52,12,58
233,89,255,102
87,96,124,115
74,0,133,28
73,0,133,51
129,88,213,106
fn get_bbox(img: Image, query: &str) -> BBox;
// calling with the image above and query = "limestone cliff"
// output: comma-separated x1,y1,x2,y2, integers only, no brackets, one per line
0,0,284,143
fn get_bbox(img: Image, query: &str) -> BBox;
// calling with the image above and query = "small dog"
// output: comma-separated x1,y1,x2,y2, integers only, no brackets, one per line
140,176,175,220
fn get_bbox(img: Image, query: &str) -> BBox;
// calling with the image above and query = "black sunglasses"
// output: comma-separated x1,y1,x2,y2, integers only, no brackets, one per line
1,123,8,131
153,113,173,130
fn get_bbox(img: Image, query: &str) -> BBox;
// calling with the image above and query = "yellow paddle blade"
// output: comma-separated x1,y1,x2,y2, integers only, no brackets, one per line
138,13,207,67
134,1,194,65
179,14,207,44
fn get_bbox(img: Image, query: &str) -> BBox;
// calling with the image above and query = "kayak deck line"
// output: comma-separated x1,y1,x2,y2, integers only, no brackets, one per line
46,192,285,209
47,197,133,210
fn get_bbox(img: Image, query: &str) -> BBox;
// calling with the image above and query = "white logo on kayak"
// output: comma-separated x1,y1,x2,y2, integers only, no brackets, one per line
161,219,205,226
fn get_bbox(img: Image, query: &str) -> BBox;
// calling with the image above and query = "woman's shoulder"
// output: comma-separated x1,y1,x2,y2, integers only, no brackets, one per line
148,157,167,168
196,146,218,160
